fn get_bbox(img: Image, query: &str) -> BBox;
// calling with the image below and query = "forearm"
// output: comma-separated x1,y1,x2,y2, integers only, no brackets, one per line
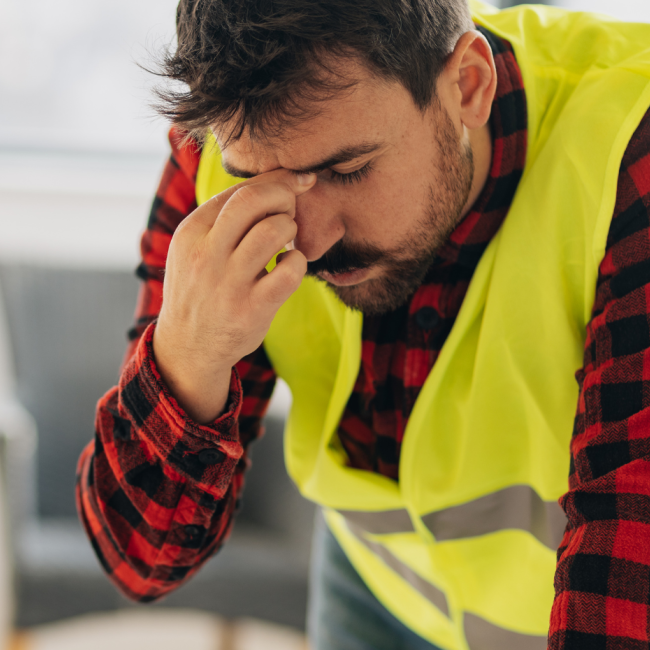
76,434,242,601
76,323,269,601
549,107,650,648
549,464,650,648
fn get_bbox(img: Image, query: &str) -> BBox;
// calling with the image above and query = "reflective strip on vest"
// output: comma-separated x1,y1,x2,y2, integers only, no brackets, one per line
346,521,450,617
339,485,567,551
422,485,567,550
338,508,415,534
464,613,547,650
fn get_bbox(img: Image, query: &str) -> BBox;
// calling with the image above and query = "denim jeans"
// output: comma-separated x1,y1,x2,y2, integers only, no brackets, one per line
307,512,442,650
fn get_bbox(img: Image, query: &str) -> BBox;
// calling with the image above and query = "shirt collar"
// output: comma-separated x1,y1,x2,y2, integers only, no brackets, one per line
433,27,528,269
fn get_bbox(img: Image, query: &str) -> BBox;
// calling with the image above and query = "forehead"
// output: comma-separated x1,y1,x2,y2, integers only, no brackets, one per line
218,70,420,175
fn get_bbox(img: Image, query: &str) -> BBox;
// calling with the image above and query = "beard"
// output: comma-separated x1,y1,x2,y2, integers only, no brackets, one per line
306,103,475,316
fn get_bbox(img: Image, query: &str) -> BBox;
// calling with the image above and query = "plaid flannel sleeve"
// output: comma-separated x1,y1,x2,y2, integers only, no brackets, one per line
76,129,276,601
549,109,650,647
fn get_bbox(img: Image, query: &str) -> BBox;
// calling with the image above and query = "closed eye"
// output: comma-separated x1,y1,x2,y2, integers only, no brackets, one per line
328,161,374,185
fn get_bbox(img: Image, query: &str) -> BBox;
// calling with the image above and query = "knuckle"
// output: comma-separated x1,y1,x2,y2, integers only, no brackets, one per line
234,183,264,207
257,216,284,241
172,215,193,241
277,259,303,287
281,268,300,288
209,193,223,207
275,211,294,228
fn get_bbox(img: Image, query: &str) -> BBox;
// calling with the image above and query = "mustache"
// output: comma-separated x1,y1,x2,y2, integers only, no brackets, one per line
306,239,386,276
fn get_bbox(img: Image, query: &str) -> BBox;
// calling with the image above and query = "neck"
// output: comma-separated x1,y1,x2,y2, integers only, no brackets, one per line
461,121,493,217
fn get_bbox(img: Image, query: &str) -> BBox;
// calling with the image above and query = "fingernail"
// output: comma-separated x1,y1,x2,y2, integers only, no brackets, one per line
296,172,315,186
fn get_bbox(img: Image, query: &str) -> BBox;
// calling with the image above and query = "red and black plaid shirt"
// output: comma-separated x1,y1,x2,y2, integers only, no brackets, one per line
77,29,650,648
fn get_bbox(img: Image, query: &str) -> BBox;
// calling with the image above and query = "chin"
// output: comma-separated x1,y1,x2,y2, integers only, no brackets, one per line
324,277,413,316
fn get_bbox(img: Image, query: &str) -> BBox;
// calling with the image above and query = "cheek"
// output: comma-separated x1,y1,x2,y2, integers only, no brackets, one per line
347,175,426,241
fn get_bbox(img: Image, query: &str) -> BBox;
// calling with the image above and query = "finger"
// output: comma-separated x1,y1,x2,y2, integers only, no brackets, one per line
188,169,316,233
207,181,303,255
252,249,307,308
230,213,298,282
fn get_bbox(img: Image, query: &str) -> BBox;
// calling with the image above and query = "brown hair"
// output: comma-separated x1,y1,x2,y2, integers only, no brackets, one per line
154,0,473,143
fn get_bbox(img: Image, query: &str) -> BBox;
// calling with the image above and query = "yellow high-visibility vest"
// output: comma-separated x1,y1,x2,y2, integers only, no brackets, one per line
196,3,650,648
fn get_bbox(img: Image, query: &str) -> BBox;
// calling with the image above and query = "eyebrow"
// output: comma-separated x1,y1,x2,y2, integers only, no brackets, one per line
221,141,384,179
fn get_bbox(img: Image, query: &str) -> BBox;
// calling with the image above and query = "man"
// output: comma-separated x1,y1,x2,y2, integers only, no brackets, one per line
76,0,650,648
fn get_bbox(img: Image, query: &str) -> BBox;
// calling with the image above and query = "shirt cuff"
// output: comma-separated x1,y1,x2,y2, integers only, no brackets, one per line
118,321,244,496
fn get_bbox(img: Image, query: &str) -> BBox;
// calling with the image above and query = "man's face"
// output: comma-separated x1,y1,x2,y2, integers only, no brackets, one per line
219,61,476,315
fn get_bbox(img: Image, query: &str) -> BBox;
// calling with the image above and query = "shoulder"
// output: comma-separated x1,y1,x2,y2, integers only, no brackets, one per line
607,108,650,253
168,127,203,183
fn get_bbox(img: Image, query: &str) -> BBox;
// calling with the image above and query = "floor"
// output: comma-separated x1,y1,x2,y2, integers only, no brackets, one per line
10,610,307,650
15,520,311,631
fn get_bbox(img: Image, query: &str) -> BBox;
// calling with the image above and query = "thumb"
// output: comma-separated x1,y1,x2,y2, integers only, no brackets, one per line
291,172,317,195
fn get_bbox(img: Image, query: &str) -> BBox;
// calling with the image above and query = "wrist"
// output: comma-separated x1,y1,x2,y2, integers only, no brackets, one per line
152,327,234,424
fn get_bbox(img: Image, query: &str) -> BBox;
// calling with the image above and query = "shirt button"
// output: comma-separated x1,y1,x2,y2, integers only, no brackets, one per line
184,524,203,540
415,307,440,330
198,448,226,465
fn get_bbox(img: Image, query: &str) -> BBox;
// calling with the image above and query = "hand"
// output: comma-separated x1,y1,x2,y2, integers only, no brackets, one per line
153,168,317,423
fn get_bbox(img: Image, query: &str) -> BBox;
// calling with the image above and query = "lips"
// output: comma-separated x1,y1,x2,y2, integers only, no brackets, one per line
318,268,370,287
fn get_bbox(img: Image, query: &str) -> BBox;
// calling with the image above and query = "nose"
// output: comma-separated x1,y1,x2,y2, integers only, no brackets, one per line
292,185,345,262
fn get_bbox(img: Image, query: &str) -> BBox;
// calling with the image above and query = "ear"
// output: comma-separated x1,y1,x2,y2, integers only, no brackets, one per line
437,30,497,131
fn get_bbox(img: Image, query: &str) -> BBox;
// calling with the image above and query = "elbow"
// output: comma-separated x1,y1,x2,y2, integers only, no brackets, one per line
104,564,178,604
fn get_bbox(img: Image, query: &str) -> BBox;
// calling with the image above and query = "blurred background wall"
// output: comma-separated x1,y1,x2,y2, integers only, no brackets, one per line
0,0,649,645
0,0,316,636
